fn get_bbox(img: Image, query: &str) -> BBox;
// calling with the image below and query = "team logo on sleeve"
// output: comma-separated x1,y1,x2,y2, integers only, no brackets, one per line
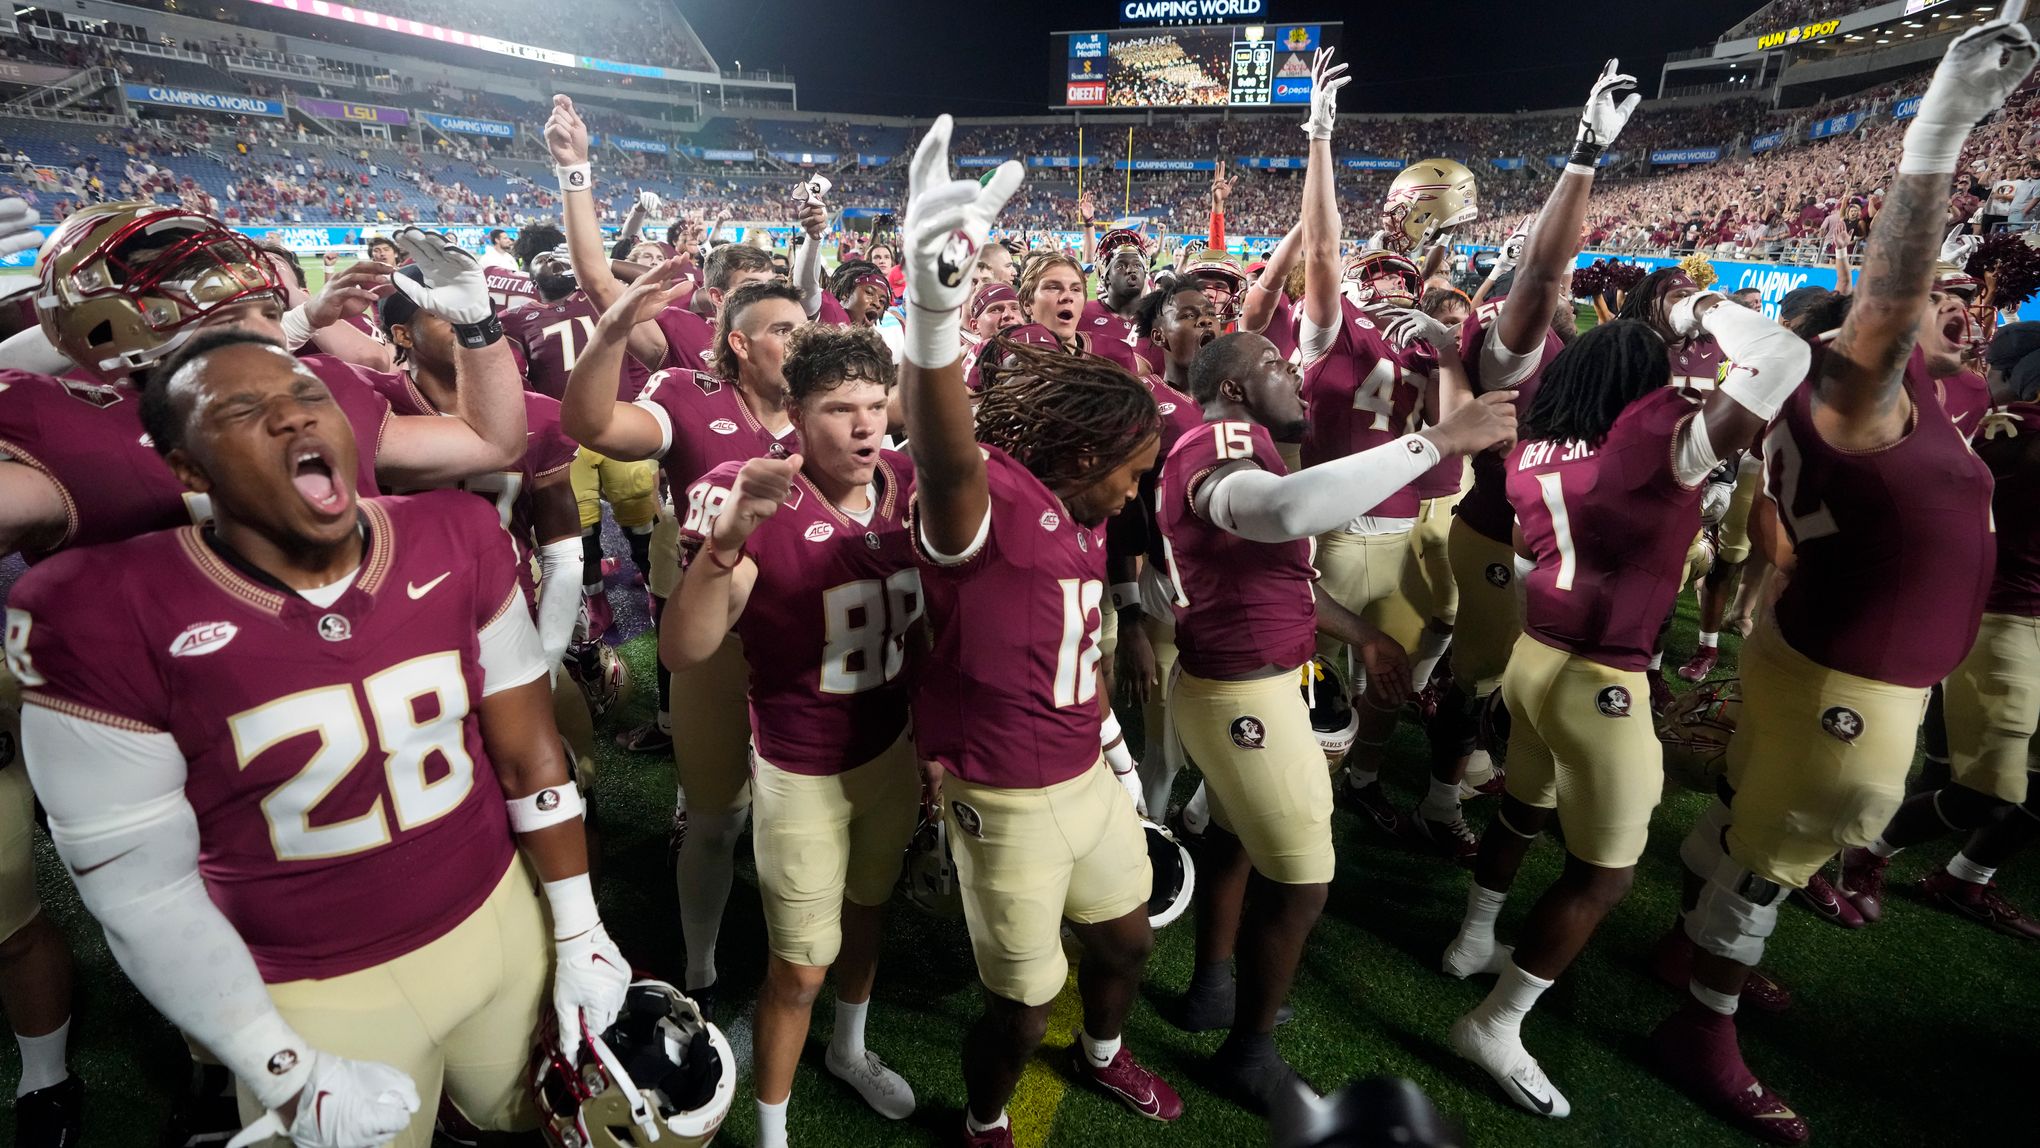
266,1049,298,1075
169,621,239,657
1485,563,1512,588
317,614,352,643
1820,706,1864,743
1596,686,1633,718
1039,511,1061,532
1230,716,1267,750
535,789,561,812
950,800,984,839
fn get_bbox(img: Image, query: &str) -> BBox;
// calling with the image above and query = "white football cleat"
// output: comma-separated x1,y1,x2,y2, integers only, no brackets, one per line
826,1047,915,1120
1441,932,1513,979
1450,1014,1570,1118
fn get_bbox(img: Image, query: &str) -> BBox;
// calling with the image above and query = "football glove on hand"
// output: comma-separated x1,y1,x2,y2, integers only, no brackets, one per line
1941,225,1984,268
0,197,42,259
1383,306,1455,352
552,922,631,1058
1301,48,1350,141
637,189,663,216
1666,291,1723,339
226,1051,420,1148
902,114,1023,368
1903,7,2039,173
388,228,492,325
1573,60,1641,161
1495,221,1530,275
1115,763,1149,818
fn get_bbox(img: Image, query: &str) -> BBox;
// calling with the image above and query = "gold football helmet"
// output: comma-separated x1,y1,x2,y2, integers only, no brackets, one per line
1179,250,1248,322
35,201,281,384
1341,250,1422,309
533,979,735,1148
1381,159,1479,253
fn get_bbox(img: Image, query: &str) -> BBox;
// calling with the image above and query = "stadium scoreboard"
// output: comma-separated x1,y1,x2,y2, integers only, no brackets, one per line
1054,23,1339,109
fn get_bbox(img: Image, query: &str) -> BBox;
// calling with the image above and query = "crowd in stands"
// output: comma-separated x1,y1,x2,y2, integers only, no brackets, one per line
1722,0,1888,40
330,0,712,71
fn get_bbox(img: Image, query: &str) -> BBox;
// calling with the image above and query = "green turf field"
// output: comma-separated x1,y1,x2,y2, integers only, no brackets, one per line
5,292,2035,1147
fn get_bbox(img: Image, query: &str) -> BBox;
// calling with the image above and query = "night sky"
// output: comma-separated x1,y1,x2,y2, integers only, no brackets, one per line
678,0,1771,117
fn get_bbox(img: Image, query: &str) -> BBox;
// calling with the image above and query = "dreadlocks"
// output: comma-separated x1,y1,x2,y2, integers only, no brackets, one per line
1520,319,1669,449
1617,266,1690,329
975,336,1162,495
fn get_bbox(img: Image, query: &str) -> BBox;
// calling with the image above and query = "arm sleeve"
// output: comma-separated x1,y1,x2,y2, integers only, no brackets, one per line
534,536,583,665
1703,299,1813,423
1203,434,1443,544
20,708,316,1112
1297,312,1338,365
1477,327,1543,391
478,591,551,696
629,391,677,456
1673,414,1722,488
795,233,825,318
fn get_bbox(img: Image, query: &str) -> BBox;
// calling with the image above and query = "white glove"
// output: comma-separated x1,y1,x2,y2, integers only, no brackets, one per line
1666,291,1724,339
1494,222,1530,275
226,1051,420,1148
551,922,631,1057
1300,48,1350,141
1902,10,2039,174
389,227,491,325
1383,306,1455,352
1573,59,1642,159
901,114,1023,369
1941,225,1984,268
637,189,663,216
1700,480,1735,527
0,197,42,260
1114,762,1148,818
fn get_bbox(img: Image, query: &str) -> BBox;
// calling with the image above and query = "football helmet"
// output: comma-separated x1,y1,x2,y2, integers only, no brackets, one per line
1381,160,1478,253
1142,819,1195,929
1935,261,1995,355
1301,656,1358,770
1340,250,1422,310
533,979,735,1148
1180,250,1248,322
898,810,963,918
1658,678,1741,794
35,201,282,383
1477,689,1512,769
565,641,633,721
1097,227,1149,260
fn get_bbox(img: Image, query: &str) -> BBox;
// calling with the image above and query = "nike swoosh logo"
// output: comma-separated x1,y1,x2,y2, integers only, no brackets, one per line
407,572,451,600
1518,1080,1555,1115
70,846,139,878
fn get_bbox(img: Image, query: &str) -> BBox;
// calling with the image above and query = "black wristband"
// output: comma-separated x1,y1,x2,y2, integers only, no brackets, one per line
451,311,503,349
1567,141,1602,169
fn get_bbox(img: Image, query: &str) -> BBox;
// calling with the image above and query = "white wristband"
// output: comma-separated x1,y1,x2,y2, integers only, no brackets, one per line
1110,582,1141,611
541,873,601,940
279,303,316,350
1898,121,1969,175
904,301,962,371
1564,163,1598,177
506,783,585,833
226,1010,315,1111
555,163,593,194
1105,738,1135,775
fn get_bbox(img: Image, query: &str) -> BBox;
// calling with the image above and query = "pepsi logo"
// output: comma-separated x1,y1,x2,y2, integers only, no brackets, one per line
169,621,239,657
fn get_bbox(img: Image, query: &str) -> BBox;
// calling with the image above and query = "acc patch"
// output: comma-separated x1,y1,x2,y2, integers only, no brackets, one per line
1596,686,1633,718
169,620,238,657
949,800,984,839
1039,510,1061,532
1820,706,1864,743
1229,715,1267,750
1485,563,1512,588
317,614,352,643
708,418,740,435
804,522,835,543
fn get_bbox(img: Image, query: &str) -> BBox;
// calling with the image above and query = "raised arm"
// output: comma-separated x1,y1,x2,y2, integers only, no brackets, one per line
1240,221,1302,336
1818,13,2035,440
558,259,690,460
1662,291,1814,481
1299,48,1353,338
899,115,1024,558
794,193,829,318
662,457,794,672
545,95,670,370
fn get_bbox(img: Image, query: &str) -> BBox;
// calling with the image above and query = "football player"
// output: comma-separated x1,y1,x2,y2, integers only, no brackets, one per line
896,117,1181,1147
664,325,922,1146
560,265,803,1017
6,328,629,1148
1828,322,2040,938
1160,328,1513,1110
1652,19,2033,1143
1081,229,1158,363
1440,294,1806,1120
964,281,1026,358
1238,223,1303,363
1013,251,1153,377
256,240,395,373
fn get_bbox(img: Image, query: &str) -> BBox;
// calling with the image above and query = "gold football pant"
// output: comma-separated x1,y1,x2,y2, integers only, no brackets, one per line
1944,612,2040,804
569,448,658,532
1445,521,1524,698
1314,527,1426,667
1170,668,1335,884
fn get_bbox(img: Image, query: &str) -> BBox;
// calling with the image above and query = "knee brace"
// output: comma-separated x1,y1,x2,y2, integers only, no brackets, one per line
1685,850,1783,967
1493,805,1542,842
1678,798,1734,878
1932,784,2010,833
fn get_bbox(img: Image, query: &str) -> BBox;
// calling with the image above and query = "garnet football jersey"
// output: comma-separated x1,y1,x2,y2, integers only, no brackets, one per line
1940,368,1991,438
1508,388,1707,670
1080,299,1162,372
8,493,526,981
503,291,653,402
1139,375,1212,572
1258,290,1300,363
1974,402,2040,617
1765,348,1995,687
1158,420,1319,679
633,368,800,500
653,302,715,375
485,266,539,310
1668,334,1727,393
0,369,200,560
1299,303,1425,519
681,452,922,775
1456,300,1567,544
910,446,1108,790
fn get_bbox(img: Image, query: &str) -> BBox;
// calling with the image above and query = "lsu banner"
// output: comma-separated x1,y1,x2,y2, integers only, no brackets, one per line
1892,96,1923,120
296,96,410,126
1807,112,1861,140
1651,147,1722,165
1,59,75,87
1341,157,1403,171
1750,131,1786,154
124,84,284,118
421,112,514,139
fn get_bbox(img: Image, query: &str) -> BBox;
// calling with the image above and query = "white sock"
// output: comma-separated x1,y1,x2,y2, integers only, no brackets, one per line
655,709,672,734
1867,837,1900,859
677,807,747,991
674,784,688,815
1474,960,1552,1034
1078,1029,1121,1069
1410,627,1453,690
1346,767,1381,790
1181,781,1211,834
1460,882,1507,938
1462,748,1496,784
1420,777,1463,823
965,1108,1010,1134
14,1020,69,1097
1688,978,1740,1017
830,998,869,1062
1697,630,1719,649
1946,851,1996,885
756,1097,789,1148
1647,651,1663,671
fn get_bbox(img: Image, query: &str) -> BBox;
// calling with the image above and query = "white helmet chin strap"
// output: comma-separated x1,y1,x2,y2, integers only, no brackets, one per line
587,1026,659,1139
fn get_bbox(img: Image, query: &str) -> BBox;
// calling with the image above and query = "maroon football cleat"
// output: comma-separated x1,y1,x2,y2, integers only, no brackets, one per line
1339,779,1407,837
1836,846,1891,923
1412,810,1479,865
959,1117,1015,1148
1649,1004,1810,1145
1646,667,1675,715
1648,927,1793,1013
1793,870,1867,928
1676,645,1720,683
1071,1039,1184,1123
1917,871,2040,940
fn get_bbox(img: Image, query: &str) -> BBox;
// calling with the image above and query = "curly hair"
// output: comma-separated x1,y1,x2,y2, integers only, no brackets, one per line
513,224,565,271
830,259,887,302
1520,319,1668,448
710,280,805,377
974,337,1162,495
784,324,895,405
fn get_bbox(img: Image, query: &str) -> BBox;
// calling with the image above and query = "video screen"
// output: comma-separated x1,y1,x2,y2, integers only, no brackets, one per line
1058,24,1334,109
